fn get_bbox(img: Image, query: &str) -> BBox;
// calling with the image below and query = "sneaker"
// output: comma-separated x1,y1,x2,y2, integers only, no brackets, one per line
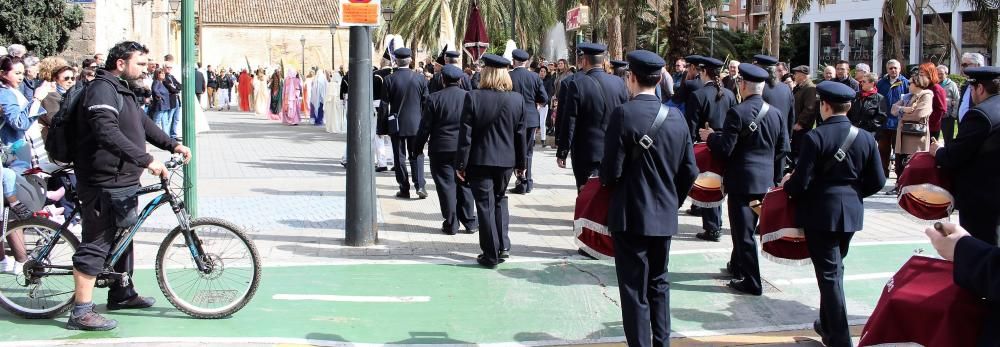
107,296,156,311
66,308,118,331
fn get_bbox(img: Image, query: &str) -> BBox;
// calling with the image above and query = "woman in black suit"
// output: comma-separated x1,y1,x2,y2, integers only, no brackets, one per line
456,54,527,268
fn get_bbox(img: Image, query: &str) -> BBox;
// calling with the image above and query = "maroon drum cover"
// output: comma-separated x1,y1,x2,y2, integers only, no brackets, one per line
859,256,986,347
690,143,726,208
757,187,810,265
897,152,954,221
574,177,614,259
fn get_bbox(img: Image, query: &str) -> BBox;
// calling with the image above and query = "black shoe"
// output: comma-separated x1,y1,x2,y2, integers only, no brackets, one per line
726,279,763,296
395,191,410,199
500,250,510,259
476,254,500,269
66,308,118,331
441,226,456,235
375,166,388,172
107,296,156,311
685,208,703,216
416,189,428,199
885,187,899,196
509,186,526,194
577,248,598,259
724,261,737,275
695,229,722,242
813,319,828,342
465,227,478,234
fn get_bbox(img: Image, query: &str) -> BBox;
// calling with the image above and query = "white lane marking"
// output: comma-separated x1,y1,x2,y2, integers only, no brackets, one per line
272,294,431,303
770,272,896,286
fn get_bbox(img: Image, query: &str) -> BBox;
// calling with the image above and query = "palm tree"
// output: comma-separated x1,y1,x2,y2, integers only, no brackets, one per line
880,0,997,64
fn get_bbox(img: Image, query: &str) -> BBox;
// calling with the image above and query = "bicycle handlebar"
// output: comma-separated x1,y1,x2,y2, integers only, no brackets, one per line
164,156,185,170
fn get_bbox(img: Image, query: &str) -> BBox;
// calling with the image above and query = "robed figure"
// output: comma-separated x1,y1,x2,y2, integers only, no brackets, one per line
238,69,254,112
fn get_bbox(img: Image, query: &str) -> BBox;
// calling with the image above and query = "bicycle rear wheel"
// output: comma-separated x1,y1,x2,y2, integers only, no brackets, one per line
0,217,79,319
155,217,260,318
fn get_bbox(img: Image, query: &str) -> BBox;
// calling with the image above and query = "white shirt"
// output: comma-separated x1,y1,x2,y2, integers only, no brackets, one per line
958,87,972,122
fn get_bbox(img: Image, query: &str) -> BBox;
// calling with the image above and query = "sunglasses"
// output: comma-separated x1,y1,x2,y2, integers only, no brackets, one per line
62,76,76,82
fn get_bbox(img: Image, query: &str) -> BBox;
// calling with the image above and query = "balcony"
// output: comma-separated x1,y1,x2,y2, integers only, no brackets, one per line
751,0,769,14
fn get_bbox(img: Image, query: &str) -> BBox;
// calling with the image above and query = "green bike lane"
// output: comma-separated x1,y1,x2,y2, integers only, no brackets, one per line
0,241,931,345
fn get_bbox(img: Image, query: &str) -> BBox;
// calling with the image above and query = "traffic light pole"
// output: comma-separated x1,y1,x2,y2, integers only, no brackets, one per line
181,0,198,218
345,26,377,246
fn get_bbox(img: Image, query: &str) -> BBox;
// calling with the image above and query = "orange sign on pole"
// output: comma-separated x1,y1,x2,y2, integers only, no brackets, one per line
339,0,381,27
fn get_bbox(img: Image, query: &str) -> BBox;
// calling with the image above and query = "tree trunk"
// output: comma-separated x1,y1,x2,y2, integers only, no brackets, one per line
625,16,637,53
768,9,782,58
667,0,692,63
607,1,623,59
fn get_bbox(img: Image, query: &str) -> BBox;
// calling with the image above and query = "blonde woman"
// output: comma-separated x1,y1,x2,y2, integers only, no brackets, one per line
455,54,527,268
892,74,933,179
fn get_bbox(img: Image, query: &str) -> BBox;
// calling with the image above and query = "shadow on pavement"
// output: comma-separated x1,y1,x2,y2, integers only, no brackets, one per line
305,332,350,343
387,331,474,344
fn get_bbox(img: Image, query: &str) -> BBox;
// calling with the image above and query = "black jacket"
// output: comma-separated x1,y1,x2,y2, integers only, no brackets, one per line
457,89,526,170
556,68,629,162
509,67,548,129
600,95,698,236
848,92,888,133
165,73,182,108
686,81,736,141
74,69,178,188
417,86,467,153
953,236,1000,346
381,68,428,137
784,115,885,232
195,70,206,94
707,95,790,194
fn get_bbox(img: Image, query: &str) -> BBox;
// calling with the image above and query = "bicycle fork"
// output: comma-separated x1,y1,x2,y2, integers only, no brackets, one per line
170,199,212,274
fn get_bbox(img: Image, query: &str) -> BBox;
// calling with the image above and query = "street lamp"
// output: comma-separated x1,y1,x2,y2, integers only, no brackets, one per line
300,35,306,76
382,5,395,37
330,22,338,70
710,15,718,57
838,40,847,60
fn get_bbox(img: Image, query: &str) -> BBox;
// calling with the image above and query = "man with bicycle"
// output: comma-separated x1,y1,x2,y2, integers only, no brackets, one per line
67,41,191,331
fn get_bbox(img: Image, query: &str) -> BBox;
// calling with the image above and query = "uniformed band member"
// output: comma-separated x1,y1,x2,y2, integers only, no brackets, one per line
611,59,628,80
753,54,795,176
382,47,429,199
428,50,472,93
671,55,705,113
783,81,886,347
926,222,1000,345
554,49,585,150
699,63,789,296
416,65,480,235
555,42,629,189
930,66,1000,246
601,49,699,347
509,49,549,194
686,57,737,242
456,54,527,268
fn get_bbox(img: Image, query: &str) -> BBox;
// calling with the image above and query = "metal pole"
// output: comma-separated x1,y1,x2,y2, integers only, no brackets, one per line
345,26,376,246
181,0,198,217
511,0,516,42
711,26,715,57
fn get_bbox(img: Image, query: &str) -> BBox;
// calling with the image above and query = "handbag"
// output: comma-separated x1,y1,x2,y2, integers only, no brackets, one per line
899,121,926,136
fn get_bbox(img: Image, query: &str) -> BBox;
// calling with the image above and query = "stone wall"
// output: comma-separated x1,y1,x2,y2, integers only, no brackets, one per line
200,25,352,73
62,2,97,65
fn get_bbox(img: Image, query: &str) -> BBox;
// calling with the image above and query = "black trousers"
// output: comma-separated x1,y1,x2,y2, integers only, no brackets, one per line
571,158,600,190
515,128,537,191
727,193,763,292
70,183,139,303
804,229,855,347
467,166,513,263
390,135,425,192
701,206,722,232
613,233,672,347
942,117,956,144
429,152,478,232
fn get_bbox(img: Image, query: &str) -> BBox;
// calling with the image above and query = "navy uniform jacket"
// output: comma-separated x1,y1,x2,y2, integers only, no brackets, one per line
672,78,704,106
416,86,467,154
381,68,428,137
763,82,796,134
429,71,472,93
470,72,481,89
556,68,629,162
555,71,583,144
600,95,699,236
783,115,886,232
935,95,1000,220
686,82,737,140
954,235,1000,346
456,90,527,170
509,67,549,128
707,95,789,195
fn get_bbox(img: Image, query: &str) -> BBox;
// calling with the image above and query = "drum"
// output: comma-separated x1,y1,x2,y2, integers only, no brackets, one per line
757,187,810,265
574,177,614,259
896,152,954,221
690,143,726,208
859,256,986,347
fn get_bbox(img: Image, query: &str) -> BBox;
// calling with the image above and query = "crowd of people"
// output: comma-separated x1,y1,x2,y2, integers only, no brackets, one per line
367,41,999,347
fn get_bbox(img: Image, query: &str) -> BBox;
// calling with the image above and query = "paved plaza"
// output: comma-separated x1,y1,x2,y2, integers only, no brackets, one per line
0,111,939,346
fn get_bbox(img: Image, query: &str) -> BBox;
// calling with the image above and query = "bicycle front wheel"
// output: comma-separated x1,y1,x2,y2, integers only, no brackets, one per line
155,217,261,319
0,217,79,319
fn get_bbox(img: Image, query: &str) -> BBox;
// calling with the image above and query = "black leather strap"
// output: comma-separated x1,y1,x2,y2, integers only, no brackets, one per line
630,104,670,163
822,126,859,174
740,102,771,137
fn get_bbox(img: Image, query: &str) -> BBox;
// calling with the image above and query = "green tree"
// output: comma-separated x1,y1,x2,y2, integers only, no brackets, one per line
0,0,84,56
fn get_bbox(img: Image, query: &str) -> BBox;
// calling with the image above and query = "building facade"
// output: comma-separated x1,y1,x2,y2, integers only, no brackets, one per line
794,0,998,76
63,0,180,66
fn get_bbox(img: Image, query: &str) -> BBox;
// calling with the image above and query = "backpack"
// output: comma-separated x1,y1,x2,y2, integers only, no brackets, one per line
44,79,122,164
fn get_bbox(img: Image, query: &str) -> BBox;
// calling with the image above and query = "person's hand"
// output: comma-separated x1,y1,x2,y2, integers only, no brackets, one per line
780,172,792,186
924,222,971,261
793,123,803,131
557,158,566,169
699,127,714,142
147,160,168,179
173,144,192,163
456,170,466,182
32,81,52,101
516,168,526,178
891,104,901,115
928,138,940,157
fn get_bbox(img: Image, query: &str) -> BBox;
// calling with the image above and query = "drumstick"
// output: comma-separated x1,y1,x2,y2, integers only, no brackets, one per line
933,222,949,236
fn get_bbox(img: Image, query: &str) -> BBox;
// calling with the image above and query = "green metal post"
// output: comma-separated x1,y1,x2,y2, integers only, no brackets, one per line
181,0,198,217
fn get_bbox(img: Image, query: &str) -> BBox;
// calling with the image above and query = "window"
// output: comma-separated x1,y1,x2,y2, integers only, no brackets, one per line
741,0,746,9
723,22,731,31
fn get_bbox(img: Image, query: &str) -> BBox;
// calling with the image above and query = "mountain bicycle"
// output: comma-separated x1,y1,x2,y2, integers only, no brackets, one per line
0,157,261,319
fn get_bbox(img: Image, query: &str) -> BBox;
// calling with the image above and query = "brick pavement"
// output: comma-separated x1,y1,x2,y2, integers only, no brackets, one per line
129,110,934,267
